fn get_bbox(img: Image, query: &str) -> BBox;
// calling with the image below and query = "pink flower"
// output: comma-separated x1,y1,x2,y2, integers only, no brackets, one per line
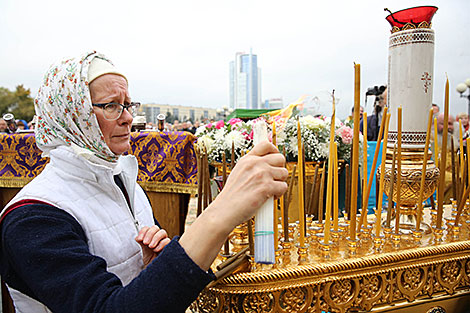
337,126,353,144
248,130,254,140
206,123,213,129
228,118,242,125
215,120,225,129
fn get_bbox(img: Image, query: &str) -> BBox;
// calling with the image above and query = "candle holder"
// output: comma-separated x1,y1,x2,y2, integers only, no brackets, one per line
306,214,314,228
288,223,296,241
451,223,462,240
411,228,424,245
312,220,324,230
273,249,282,269
382,226,393,240
391,232,401,248
444,216,455,231
360,224,373,241
231,222,249,253
331,230,341,245
308,225,322,238
296,244,310,264
346,237,358,256
338,222,349,238
432,226,445,244
430,209,438,228
318,240,332,259
372,234,385,252
281,239,293,256
280,239,293,267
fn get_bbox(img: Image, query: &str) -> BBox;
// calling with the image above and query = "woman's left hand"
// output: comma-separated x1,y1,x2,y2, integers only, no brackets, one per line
135,225,171,267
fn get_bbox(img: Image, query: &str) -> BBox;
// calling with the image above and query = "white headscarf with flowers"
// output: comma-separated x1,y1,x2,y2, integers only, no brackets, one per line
35,51,120,164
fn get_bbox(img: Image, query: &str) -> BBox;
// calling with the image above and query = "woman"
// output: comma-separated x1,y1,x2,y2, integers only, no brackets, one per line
0,52,288,312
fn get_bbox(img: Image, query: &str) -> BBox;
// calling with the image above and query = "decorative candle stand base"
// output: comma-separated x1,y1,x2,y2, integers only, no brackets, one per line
391,233,401,248
451,223,462,241
383,226,393,240
273,249,281,268
430,209,438,228
318,240,331,259
445,217,455,232
296,244,309,264
231,222,249,253
372,234,385,252
432,226,445,244
331,230,341,245
360,224,373,241
338,222,349,238
411,228,423,245
347,237,358,256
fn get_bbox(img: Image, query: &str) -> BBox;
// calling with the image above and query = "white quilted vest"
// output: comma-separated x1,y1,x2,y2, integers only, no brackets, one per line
2,146,155,312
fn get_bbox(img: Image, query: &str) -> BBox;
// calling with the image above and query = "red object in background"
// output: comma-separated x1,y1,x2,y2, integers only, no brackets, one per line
386,6,438,29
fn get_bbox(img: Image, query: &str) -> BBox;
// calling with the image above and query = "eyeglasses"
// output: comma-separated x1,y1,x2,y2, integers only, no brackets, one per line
92,102,141,121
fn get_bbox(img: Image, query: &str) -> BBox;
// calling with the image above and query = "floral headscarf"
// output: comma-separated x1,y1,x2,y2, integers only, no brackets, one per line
35,51,119,162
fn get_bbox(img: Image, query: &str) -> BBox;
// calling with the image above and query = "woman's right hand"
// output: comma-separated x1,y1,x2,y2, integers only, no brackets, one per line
210,141,288,230
178,141,288,271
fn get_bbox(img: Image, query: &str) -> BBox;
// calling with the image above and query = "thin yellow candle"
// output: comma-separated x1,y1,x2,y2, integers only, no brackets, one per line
375,113,390,237
416,108,434,230
361,112,368,230
324,144,333,243
333,142,339,231
434,117,439,204
437,78,450,229
459,120,464,181
350,63,361,241
433,117,439,165
324,91,336,242
395,106,402,234
272,122,278,248
361,106,388,230
297,119,306,247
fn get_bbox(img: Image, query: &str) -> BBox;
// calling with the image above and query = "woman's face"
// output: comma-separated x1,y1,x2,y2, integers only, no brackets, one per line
460,115,469,127
89,74,133,155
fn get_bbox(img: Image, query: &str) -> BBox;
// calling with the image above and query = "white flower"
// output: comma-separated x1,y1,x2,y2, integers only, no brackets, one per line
319,142,330,158
301,115,326,130
197,135,214,152
225,130,245,150
214,128,226,141
195,125,207,137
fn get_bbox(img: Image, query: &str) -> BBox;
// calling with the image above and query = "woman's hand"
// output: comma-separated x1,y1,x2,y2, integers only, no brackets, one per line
178,141,288,271
212,141,289,229
135,225,171,267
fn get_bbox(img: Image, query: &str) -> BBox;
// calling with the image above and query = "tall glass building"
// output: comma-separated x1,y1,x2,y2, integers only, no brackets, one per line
229,51,261,109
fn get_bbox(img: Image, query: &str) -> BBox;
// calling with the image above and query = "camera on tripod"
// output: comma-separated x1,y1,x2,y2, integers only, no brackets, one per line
366,85,386,96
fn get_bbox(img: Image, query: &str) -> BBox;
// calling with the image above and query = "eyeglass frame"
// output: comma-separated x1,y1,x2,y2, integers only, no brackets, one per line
92,102,141,121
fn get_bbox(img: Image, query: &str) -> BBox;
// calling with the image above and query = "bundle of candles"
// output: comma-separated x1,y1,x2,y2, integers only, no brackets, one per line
197,66,470,280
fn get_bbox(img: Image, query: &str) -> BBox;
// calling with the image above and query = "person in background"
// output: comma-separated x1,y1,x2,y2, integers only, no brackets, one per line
360,86,387,141
456,112,469,134
16,119,28,130
189,121,199,134
345,105,364,125
172,119,181,131
0,118,8,133
0,52,288,313
432,103,440,117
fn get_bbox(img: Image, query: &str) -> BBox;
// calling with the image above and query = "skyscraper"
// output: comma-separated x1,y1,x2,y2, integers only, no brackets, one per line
229,50,261,110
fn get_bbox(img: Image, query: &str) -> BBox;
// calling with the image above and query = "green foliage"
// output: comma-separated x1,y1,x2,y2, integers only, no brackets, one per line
0,85,35,122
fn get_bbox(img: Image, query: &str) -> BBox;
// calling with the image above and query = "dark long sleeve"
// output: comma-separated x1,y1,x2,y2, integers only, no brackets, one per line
0,204,214,313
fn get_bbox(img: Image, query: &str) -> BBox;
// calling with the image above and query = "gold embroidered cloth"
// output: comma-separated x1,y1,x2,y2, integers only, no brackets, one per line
0,132,197,194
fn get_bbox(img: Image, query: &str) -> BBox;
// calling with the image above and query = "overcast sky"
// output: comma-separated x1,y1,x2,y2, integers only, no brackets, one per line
1,0,469,119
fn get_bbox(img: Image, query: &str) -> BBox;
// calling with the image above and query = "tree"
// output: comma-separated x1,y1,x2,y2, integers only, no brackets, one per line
0,85,35,122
